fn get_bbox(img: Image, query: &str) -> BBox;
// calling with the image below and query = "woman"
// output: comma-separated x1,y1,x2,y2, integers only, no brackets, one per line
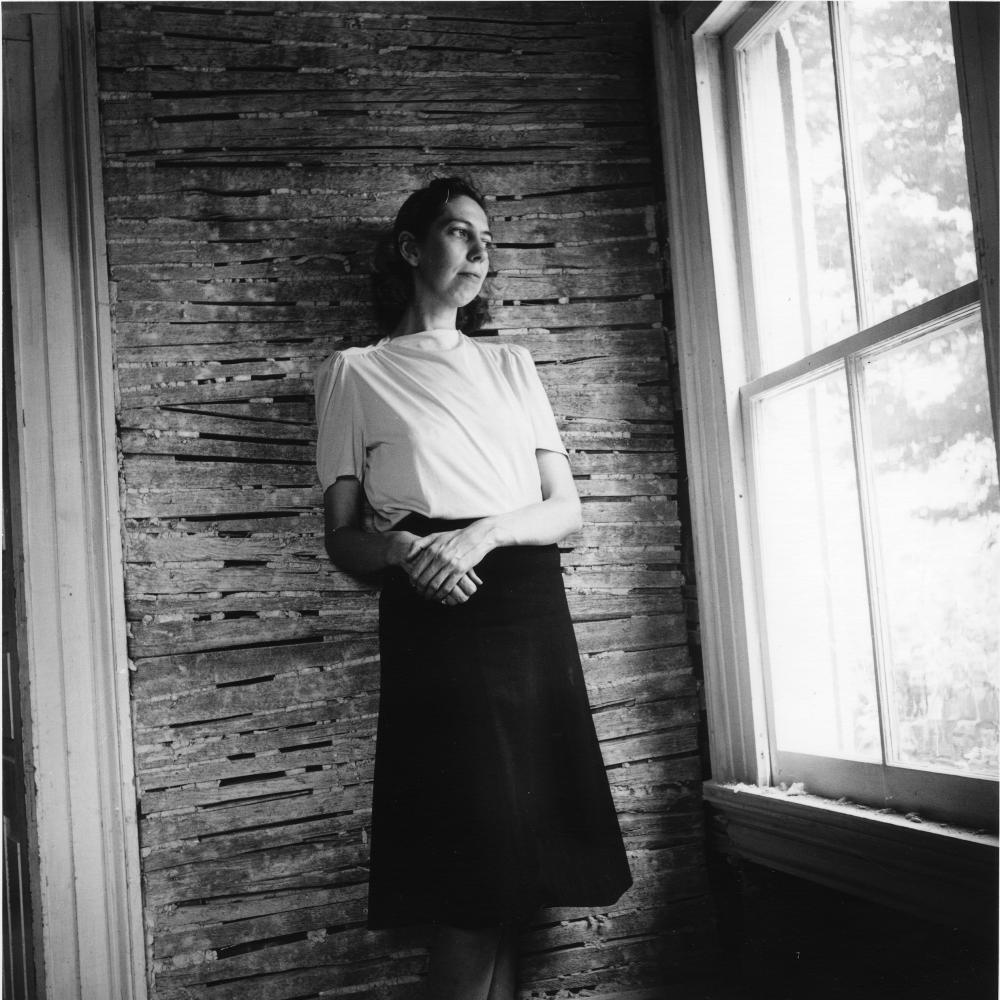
314,177,631,1000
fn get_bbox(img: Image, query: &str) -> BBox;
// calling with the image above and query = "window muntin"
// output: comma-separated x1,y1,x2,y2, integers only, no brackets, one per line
730,0,999,810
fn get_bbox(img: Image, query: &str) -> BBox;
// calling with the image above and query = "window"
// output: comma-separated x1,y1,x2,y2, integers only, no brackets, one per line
655,0,999,837
732,1,998,827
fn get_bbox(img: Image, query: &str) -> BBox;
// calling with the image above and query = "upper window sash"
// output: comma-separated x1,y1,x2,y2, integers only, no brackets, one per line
725,1,980,382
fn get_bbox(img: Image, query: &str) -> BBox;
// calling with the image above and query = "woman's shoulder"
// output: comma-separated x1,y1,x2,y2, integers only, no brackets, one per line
468,337,534,366
314,345,380,402
316,341,384,378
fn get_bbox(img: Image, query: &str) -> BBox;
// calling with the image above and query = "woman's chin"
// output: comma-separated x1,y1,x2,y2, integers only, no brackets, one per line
452,286,483,308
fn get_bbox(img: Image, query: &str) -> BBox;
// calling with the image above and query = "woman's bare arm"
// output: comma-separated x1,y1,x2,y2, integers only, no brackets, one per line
478,449,582,547
405,450,582,600
323,477,417,573
323,477,481,604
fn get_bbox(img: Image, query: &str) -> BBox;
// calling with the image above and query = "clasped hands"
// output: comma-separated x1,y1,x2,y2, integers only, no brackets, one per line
397,520,495,606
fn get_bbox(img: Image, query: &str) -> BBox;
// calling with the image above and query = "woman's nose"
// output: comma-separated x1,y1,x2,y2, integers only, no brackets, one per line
469,238,488,261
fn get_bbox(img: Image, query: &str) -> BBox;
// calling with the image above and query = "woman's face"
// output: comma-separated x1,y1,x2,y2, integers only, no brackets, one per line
404,195,492,311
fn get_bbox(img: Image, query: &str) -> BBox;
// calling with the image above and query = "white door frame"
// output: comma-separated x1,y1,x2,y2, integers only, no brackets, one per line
3,4,147,997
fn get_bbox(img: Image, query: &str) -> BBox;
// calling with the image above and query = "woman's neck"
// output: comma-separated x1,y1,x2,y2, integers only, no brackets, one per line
390,301,458,339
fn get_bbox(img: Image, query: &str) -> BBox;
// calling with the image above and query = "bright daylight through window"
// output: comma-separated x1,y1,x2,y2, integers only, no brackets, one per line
730,2,998,812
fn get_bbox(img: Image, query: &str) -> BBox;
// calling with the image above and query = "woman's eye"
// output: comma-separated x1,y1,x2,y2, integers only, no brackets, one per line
448,227,490,252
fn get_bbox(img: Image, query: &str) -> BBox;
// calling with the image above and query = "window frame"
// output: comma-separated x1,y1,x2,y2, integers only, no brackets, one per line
652,0,998,921
3,5,147,996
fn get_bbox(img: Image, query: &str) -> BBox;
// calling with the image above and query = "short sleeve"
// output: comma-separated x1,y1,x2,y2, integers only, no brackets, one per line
314,352,365,490
505,345,567,456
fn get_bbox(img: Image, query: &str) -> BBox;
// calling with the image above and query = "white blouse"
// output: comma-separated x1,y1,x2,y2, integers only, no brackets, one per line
314,328,567,531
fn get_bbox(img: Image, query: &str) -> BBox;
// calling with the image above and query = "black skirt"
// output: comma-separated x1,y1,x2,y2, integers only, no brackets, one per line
367,514,632,929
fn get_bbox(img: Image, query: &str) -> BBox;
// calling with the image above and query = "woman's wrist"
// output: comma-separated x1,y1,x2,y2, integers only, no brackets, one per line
384,530,418,567
471,515,503,551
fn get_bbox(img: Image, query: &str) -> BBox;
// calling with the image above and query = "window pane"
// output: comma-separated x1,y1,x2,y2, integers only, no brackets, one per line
863,314,1000,777
753,369,879,760
844,1,976,324
739,5,857,373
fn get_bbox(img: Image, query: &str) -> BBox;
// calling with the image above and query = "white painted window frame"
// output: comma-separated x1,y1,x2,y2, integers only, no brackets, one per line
3,4,147,998
651,0,998,922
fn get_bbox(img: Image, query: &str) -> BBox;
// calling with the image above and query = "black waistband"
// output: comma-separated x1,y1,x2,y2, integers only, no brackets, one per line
391,512,481,537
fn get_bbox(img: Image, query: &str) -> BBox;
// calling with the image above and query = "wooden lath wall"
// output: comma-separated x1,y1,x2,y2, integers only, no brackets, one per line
94,3,715,996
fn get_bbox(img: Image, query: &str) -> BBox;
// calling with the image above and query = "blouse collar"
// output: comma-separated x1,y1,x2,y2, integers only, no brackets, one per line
381,328,464,353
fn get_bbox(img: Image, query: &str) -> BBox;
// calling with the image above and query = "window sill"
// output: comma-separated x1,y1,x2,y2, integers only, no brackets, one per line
704,780,998,928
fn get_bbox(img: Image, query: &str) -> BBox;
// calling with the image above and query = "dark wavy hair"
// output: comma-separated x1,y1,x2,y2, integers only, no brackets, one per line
371,176,491,336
